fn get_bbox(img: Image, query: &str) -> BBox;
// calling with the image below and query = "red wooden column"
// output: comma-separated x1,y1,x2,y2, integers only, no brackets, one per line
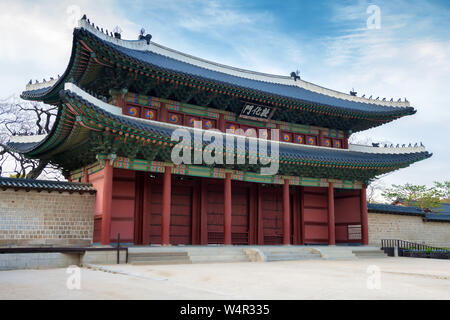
191,180,200,245
283,179,290,245
328,182,336,245
360,187,369,245
248,184,257,245
300,187,305,244
200,179,208,244
100,160,113,245
142,174,152,244
161,166,172,245
82,167,89,183
224,172,232,245
292,188,299,245
257,184,264,245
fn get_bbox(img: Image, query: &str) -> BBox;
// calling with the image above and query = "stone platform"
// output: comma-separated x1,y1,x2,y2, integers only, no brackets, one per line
0,245,387,270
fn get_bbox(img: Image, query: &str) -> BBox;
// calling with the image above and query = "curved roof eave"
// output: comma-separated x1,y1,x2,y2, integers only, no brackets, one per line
18,83,429,168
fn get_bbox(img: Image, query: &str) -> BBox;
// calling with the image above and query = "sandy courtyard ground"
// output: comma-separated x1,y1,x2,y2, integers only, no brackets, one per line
0,257,448,300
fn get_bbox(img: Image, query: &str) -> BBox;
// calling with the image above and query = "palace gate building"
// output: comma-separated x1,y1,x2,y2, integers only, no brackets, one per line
8,17,431,246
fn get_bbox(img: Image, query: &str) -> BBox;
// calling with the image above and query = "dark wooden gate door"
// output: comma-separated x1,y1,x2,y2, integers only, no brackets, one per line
261,186,283,244
170,184,193,245
206,182,224,244
232,185,249,244
142,175,193,245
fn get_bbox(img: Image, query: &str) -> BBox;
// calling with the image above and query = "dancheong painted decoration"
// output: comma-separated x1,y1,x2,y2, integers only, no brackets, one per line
8,16,431,246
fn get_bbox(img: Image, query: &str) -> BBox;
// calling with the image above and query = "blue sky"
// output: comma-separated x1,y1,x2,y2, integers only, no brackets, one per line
0,0,449,195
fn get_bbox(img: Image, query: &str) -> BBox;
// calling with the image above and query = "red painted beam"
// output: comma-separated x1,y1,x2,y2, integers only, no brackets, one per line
224,173,232,245
100,160,113,245
161,166,172,245
283,179,291,245
158,102,168,122
360,187,369,245
218,114,225,132
328,182,336,245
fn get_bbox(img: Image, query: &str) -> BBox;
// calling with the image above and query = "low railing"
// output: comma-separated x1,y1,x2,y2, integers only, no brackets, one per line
0,233,128,264
381,239,449,257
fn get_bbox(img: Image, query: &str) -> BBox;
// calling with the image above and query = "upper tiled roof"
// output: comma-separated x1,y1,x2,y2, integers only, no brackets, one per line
111,43,410,115
21,17,416,120
0,177,95,193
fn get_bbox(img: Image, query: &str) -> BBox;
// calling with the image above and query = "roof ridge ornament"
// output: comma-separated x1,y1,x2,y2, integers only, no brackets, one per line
349,142,427,154
138,27,152,45
113,26,122,39
290,70,300,81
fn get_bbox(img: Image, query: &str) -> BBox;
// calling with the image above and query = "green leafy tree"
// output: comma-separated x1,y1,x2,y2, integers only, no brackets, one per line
382,181,450,211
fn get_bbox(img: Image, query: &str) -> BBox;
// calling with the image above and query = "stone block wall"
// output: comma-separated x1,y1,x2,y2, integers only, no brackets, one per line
0,189,95,247
368,212,450,248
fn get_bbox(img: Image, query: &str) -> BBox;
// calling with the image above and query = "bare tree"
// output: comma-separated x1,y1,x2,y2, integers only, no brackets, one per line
367,179,387,203
348,133,395,203
0,95,61,180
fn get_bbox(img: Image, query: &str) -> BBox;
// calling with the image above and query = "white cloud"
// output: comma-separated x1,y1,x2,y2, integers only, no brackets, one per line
0,0,138,95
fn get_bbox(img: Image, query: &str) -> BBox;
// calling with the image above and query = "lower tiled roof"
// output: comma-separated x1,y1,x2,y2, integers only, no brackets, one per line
7,85,432,183
424,213,450,222
367,203,424,215
0,177,95,194
368,203,450,222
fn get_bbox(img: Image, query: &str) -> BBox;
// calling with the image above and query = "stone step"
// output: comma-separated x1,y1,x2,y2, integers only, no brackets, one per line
189,255,249,263
313,248,356,260
353,249,385,254
131,260,191,265
129,255,191,262
266,254,322,262
263,249,315,255
260,247,322,262
351,248,388,258
129,252,188,257
128,251,191,265
353,251,388,259
186,249,246,254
